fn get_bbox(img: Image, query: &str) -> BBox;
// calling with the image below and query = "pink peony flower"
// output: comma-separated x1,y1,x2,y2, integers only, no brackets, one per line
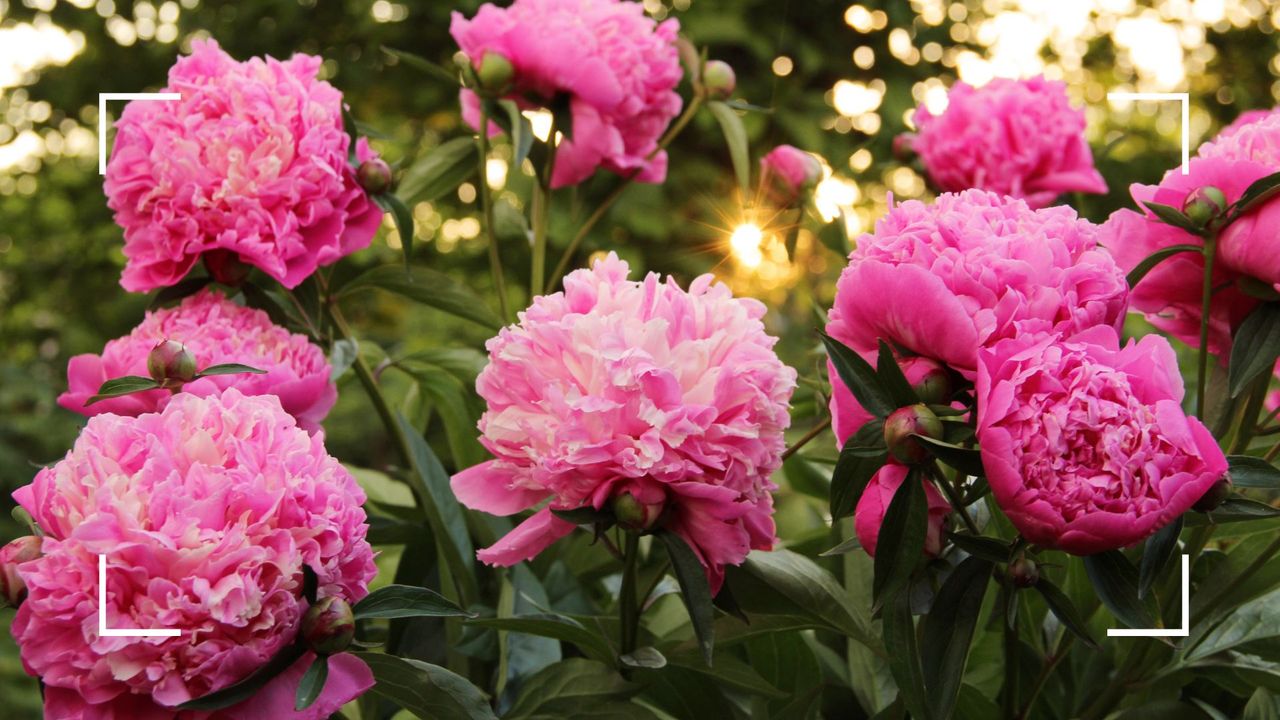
450,0,683,188
827,190,1128,388
105,39,383,292
830,356,950,447
58,289,335,432
452,252,796,591
976,326,1227,554
911,76,1107,208
854,464,950,557
760,145,821,204
11,389,377,719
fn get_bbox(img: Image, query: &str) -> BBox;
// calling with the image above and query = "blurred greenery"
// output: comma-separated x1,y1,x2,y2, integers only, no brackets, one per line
2,0,1280,717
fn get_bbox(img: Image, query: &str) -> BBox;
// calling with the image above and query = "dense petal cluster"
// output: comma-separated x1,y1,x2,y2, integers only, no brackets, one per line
59,289,335,432
450,0,683,188
105,39,382,292
11,390,377,718
452,253,796,590
976,327,1227,554
911,76,1107,208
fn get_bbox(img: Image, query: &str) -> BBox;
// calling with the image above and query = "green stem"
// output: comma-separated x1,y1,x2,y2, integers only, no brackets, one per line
1001,585,1020,720
1231,373,1271,453
530,122,559,296
477,104,511,321
1017,633,1072,720
928,462,980,535
619,532,642,660
1196,235,1218,419
780,416,831,461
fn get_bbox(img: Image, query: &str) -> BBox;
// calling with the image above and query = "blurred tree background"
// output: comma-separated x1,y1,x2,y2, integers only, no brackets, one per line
1,0,1279,716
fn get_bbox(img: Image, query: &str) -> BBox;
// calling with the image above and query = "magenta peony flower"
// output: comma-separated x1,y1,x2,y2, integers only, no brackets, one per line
105,39,383,292
831,356,950,447
11,389,377,718
976,327,1227,554
451,252,796,591
911,76,1107,208
760,145,821,203
854,465,950,557
450,0,683,188
827,190,1128,391
58,289,335,432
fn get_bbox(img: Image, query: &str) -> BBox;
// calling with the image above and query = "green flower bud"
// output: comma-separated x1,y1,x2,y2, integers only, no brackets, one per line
477,52,515,94
1182,186,1228,227
702,60,736,100
147,340,197,389
301,596,356,655
356,158,394,195
612,491,665,531
883,404,944,464
1009,556,1039,589
905,358,953,405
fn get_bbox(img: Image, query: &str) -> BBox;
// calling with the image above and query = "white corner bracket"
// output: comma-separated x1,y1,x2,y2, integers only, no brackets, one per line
97,92,182,174
1105,92,1190,175
1106,554,1190,638
98,554,182,638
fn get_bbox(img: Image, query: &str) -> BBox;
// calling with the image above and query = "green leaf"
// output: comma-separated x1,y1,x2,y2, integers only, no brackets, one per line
381,47,461,85
819,535,863,557
1230,303,1280,398
743,631,824,719
342,105,360,165
1033,577,1099,649
876,339,918,407
496,99,534,169
551,505,615,526
657,529,716,666
239,282,295,328
1229,455,1280,489
354,584,473,620
354,651,497,720
178,643,306,710
1140,515,1184,599
830,431,888,520
873,468,928,608
330,338,358,382
294,654,328,712
922,556,993,720
882,590,931,720
914,435,984,477
1186,587,1280,663
338,264,503,330
946,532,1012,563
467,614,615,664
504,658,639,719
396,136,477,206
1125,243,1203,289
373,193,415,269
675,35,701,85
664,646,788,698
85,375,160,405
1188,497,1280,524
619,647,667,669
819,331,895,418
150,275,212,307
731,550,878,651
1084,550,1155,629
549,93,574,142
1140,201,1204,235
706,100,750,197
1228,170,1280,223
401,360,487,469
196,363,266,378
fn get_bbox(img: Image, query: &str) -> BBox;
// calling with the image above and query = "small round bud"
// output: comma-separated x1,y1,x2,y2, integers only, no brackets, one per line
301,596,356,655
357,158,394,195
477,52,514,94
893,132,917,163
0,536,41,607
1192,475,1232,513
902,357,952,405
884,404,944,464
202,249,252,287
1182,186,1228,227
702,60,736,100
1009,556,1039,589
612,491,665,531
147,340,197,389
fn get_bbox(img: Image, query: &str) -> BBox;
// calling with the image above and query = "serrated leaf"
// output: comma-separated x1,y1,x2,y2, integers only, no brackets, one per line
294,654,328,711
1125,243,1203,289
706,100,750,197
355,651,497,720
374,192,415,269
338,264,503,330
196,363,266,378
819,331,895,418
1139,515,1184,599
1034,577,1099,650
922,556,992,720
1229,455,1280,489
1084,550,1156,630
396,136,476,206
872,469,927,609
84,375,160,405
658,529,716,666
353,584,473,620
1229,303,1280,398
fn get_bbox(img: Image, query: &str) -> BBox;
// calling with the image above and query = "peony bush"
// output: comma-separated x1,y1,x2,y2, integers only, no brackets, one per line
7,2,1280,719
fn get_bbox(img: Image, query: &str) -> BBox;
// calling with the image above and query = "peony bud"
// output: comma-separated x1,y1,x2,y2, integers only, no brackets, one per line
702,60,736,100
0,536,41,607
884,404,944,464
147,340,197,389
301,596,356,655
477,52,514,94
893,132,917,163
356,158,394,195
612,491,665,531
902,357,952,405
203,249,252,287
1192,474,1232,513
1182,186,1228,227
1008,555,1039,589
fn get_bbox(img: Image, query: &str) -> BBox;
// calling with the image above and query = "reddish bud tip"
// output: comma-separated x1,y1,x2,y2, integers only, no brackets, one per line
884,404,944,464
356,158,394,195
202,249,252,287
1009,556,1039,589
301,596,356,655
703,60,736,100
0,536,41,607
1182,186,1228,226
147,340,197,389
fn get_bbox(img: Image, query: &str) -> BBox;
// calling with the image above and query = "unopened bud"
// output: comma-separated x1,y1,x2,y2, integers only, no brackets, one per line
613,491,665,531
147,340,197,389
203,250,252,287
893,132,917,163
477,52,514,94
702,60,736,100
884,404,944,464
901,357,952,405
1182,186,1228,227
0,536,41,607
301,596,355,655
1009,556,1039,589
1192,475,1232,513
356,158,394,195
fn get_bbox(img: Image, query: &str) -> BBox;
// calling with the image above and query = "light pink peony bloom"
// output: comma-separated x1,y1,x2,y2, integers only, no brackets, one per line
854,464,950,557
911,76,1107,208
11,389,377,719
105,39,383,292
450,0,683,188
452,253,796,591
760,145,821,204
59,289,335,432
976,326,1227,554
827,190,1128,389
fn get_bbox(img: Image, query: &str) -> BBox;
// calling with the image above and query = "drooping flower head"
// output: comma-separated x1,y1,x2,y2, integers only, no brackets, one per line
59,289,335,432
452,253,796,591
854,464,950,557
11,389,378,718
450,0,683,188
105,39,383,292
976,327,1227,554
911,76,1107,208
